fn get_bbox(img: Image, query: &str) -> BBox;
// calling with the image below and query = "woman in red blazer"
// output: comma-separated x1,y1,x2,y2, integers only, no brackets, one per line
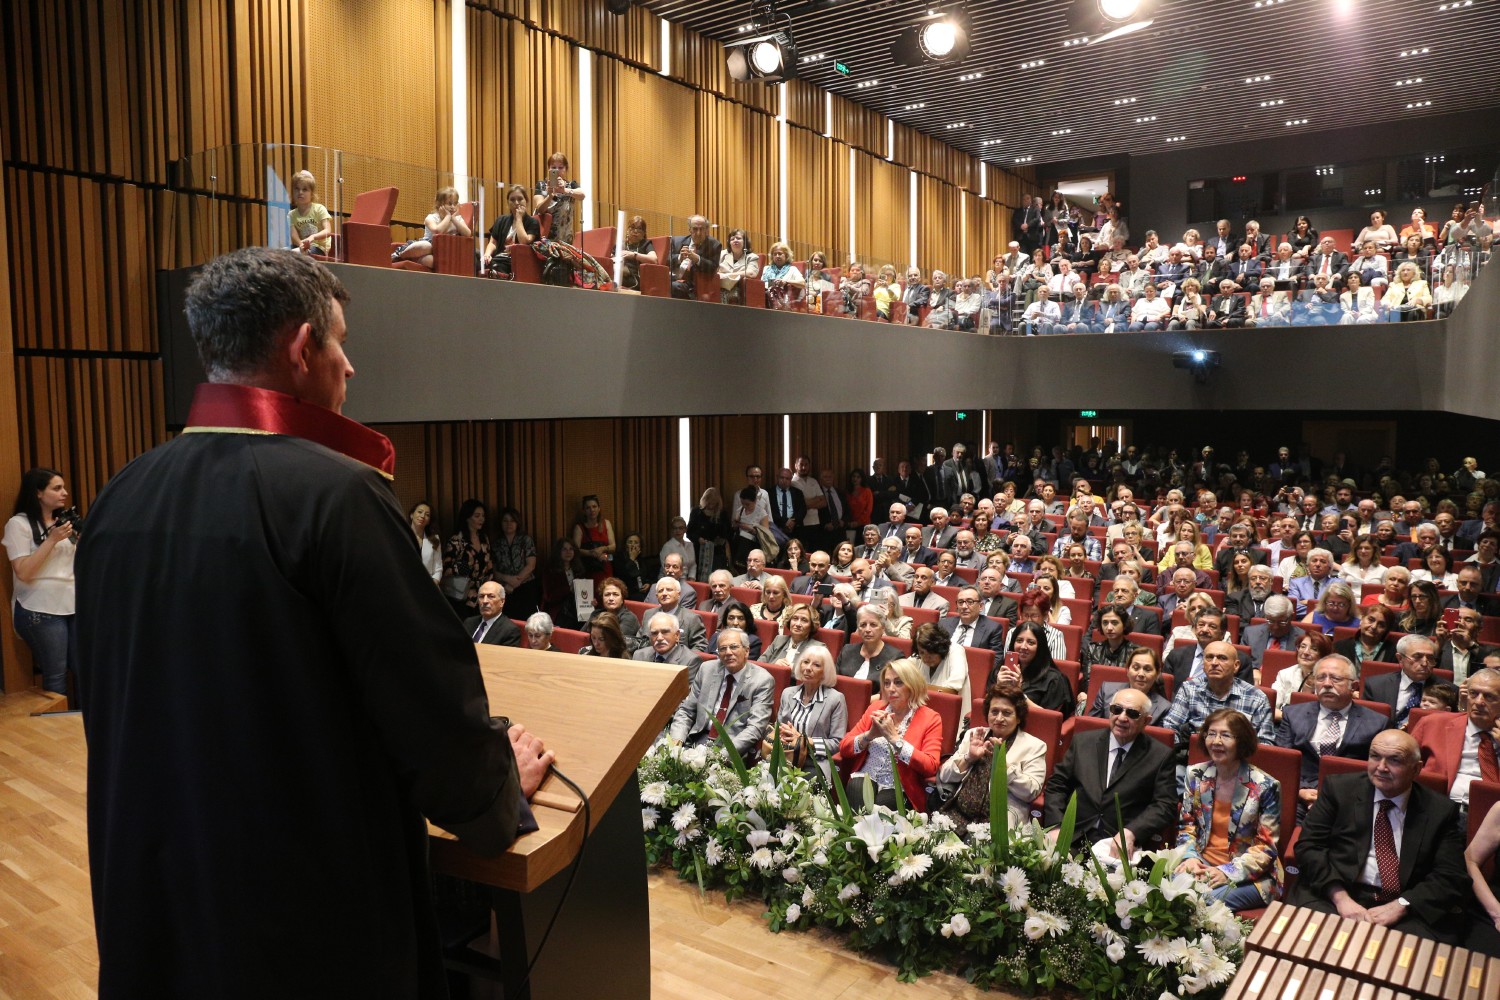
838,658,944,809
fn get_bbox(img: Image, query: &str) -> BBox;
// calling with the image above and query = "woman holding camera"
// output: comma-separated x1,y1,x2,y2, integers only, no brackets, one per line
4,468,78,696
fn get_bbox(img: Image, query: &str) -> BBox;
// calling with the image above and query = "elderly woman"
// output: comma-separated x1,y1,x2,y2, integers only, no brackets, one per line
911,622,971,706
1302,580,1359,634
804,251,835,313
1097,283,1131,333
763,602,826,668
872,264,902,321
1382,261,1432,321
710,600,762,661
524,612,557,652
1411,546,1457,590
837,604,903,689
579,610,628,657
1174,708,1284,911
717,228,760,305
750,575,793,630
770,646,848,782
761,241,806,311
1334,603,1396,671
836,261,873,317
996,619,1073,714
1339,272,1380,324
838,658,943,809
615,214,656,290
1271,630,1334,718
936,681,1047,834
871,587,912,638
1089,644,1173,725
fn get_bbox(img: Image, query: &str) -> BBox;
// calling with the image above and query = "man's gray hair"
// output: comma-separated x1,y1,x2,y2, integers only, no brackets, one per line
1263,595,1294,618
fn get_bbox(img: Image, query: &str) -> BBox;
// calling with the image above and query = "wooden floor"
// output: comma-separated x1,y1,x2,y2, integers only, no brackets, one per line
0,690,1003,999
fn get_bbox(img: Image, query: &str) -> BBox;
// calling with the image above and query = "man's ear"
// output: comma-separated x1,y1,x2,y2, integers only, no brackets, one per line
285,322,315,375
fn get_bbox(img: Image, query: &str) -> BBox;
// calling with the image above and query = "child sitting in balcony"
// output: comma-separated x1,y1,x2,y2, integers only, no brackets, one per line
393,186,472,269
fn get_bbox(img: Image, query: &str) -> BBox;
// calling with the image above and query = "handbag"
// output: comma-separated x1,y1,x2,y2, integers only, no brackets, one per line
754,522,781,562
441,575,470,601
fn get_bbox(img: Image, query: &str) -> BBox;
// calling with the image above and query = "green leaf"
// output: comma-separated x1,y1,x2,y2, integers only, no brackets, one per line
990,737,1010,866
1147,853,1168,887
1055,790,1079,862
887,743,907,814
1112,791,1132,876
1087,837,1117,904
709,715,750,782
769,722,785,781
829,759,854,822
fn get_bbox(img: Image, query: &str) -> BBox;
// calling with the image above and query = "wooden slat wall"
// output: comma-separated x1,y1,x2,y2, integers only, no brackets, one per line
789,414,871,487
829,94,886,158
917,174,962,282
689,415,782,517
0,124,29,693
875,412,912,471
785,126,849,261
694,93,779,242
666,21,777,117
592,56,698,236
852,151,910,269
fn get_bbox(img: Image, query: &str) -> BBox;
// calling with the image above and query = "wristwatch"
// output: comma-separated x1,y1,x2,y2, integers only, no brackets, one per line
1396,897,1411,909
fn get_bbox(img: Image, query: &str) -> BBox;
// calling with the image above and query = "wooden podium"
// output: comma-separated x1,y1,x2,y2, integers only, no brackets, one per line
428,646,689,999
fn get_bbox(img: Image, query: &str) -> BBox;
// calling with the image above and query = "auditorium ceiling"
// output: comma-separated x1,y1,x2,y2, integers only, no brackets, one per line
642,0,1500,166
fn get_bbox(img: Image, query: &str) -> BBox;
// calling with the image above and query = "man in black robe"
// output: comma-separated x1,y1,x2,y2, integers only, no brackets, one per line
76,247,553,998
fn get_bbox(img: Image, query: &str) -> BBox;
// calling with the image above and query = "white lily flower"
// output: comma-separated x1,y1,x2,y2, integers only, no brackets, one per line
852,813,898,862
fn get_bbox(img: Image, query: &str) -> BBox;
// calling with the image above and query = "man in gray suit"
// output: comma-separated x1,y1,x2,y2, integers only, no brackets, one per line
636,578,707,651
632,611,702,669
899,565,949,616
1239,595,1299,676
669,627,773,760
922,508,959,550
463,581,523,647
1044,686,1177,856
1274,654,1390,821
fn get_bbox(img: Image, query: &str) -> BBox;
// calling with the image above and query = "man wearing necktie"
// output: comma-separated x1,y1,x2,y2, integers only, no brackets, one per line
772,467,806,541
1409,667,1500,811
1288,548,1336,617
1363,634,1438,726
1275,654,1391,822
462,581,523,647
1290,730,1467,943
668,627,774,759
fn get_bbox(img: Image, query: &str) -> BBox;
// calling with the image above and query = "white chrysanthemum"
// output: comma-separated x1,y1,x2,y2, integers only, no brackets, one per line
704,838,725,866
932,835,967,860
1022,915,1047,941
782,867,802,884
966,822,991,843
999,866,1031,908
1137,935,1175,967
674,825,699,847
1159,871,1196,901
897,853,933,881
671,803,696,831
1201,952,1236,986
1083,875,1107,901
760,789,782,809
1167,936,1196,965
837,883,861,902
1061,862,1087,887
642,807,659,831
1106,941,1126,962
640,781,669,805
1031,910,1069,937
785,903,802,923
746,829,773,849
749,847,775,869
1122,879,1150,903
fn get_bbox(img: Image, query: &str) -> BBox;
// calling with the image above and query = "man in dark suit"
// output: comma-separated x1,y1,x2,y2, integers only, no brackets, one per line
900,525,939,568
816,468,849,550
1392,522,1439,565
1437,606,1498,682
668,215,723,299
889,459,929,519
640,577,707,650
1239,594,1299,675
667,628,773,760
769,467,807,542
1289,730,1468,942
1306,236,1349,288
464,581,523,647
1441,564,1500,616
1100,577,1158,636
1164,607,1251,688
1265,242,1305,290
1225,245,1263,290
1241,221,1271,259
1212,523,1268,579
877,501,911,541
790,549,834,601
922,507,959,550
1208,218,1239,260
1044,687,1177,856
975,568,1020,622
632,610,703,670
1207,279,1247,328
1275,654,1390,820
1014,195,1045,253
1225,563,1276,623
1364,634,1439,727
938,586,1006,674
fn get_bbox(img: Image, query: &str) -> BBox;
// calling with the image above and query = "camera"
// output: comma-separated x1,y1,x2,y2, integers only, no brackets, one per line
53,506,83,535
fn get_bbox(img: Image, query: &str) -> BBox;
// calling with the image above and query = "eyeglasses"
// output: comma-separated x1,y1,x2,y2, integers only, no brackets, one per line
1108,704,1143,720
717,643,744,653
1202,731,1236,743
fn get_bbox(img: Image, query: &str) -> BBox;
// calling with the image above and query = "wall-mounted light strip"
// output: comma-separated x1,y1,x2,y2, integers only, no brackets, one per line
578,49,594,230
909,170,918,269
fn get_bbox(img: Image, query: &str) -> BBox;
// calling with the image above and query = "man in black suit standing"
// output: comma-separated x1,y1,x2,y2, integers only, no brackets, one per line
1289,730,1467,942
1274,654,1390,821
1044,687,1177,856
668,215,723,299
464,581,523,647
889,459,929,521
816,468,849,550
1014,195,1045,253
769,467,807,544
938,586,1006,674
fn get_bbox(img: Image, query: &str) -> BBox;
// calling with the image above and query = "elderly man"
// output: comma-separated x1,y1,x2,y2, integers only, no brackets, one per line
950,530,987,571
668,627,773,759
1276,654,1392,820
937,586,1006,672
1439,606,1498,682
1444,563,1499,616
632,611,702,668
1161,642,1275,757
878,501,910,540
1289,730,1467,943
1392,521,1440,565
1164,607,1251,688
639,577,706,651
1410,667,1500,810
1104,577,1158,635
700,569,735,616
1288,547,1337,617
1005,534,1037,576
668,215,723,299
932,550,960,588
1157,565,1204,628
1227,563,1277,623
874,536,914,585
790,550,834,600
464,582,523,647
901,524,939,568
1044,686,1177,856
649,551,699,608
922,507,958,550
1051,512,1102,561
899,564,949,616
731,549,768,590
1364,634,1439,727
1240,595,1298,675
975,567,1020,621
768,466,807,542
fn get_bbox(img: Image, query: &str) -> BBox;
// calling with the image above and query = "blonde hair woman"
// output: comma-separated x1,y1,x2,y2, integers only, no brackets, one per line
1381,260,1431,321
750,575,792,630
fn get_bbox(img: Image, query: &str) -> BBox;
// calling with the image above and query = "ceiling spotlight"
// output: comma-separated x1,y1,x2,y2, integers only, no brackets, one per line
725,1,798,84
605,0,632,14
892,8,972,65
1069,0,1157,44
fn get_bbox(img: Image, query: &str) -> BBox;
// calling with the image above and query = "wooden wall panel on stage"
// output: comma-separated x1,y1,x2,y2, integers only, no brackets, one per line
853,151,910,268
468,9,580,194
786,125,851,258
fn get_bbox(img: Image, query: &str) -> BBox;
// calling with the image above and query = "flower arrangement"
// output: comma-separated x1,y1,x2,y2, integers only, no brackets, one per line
639,735,1245,1000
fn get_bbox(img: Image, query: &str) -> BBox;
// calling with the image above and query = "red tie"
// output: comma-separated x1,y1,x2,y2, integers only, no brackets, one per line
1480,732,1500,783
715,673,735,724
1374,799,1401,902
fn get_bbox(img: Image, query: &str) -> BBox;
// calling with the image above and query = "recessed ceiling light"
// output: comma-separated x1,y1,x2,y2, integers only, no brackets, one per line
737,23,754,33
1020,59,1045,69
1258,99,1286,107
1135,114,1158,123
1398,47,1431,57
944,121,969,130
1406,100,1433,109
855,79,880,89
1394,77,1422,86
1113,97,1137,105
1284,118,1309,126
1437,0,1472,9
981,139,1003,146
1014,156,1033,164
1061,36,1090,47
1051,127,1073,135
902,102,926,110
957,71,984,81
1165,135,1187,143
1364,188,1383,196
1244,74,1271,83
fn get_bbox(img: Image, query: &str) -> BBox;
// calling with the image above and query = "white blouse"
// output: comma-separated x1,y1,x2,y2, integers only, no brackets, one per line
3,514,76,615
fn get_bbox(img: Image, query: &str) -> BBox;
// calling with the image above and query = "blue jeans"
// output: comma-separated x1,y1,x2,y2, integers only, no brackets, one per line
1208,881,1266,912
13,602,74,694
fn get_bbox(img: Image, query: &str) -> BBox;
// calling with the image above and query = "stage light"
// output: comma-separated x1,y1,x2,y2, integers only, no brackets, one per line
725,1,799,83
1068,0,1157,44
1172,349,1221,384
891,9,971,66
751,40,784,74
1099,0,1142,19
605,0,631,14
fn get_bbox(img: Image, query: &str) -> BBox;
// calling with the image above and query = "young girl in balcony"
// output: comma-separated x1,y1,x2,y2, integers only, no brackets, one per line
393,186,472,269
287,170,331,256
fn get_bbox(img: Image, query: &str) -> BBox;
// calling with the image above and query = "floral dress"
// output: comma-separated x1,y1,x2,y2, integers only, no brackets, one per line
442,532,494,610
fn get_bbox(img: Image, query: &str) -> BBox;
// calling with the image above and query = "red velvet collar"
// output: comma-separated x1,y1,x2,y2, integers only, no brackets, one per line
184,383,396,479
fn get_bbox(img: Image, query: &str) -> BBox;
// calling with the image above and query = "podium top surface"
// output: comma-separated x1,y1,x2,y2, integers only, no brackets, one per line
427,644,689,892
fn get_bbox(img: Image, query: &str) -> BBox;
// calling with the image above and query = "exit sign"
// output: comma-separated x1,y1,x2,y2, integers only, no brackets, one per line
955,411,968,420
834,61,850,76
1079,409,1098,418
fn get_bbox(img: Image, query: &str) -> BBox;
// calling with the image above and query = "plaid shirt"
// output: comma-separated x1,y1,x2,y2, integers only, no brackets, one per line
1162,677,1274,747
